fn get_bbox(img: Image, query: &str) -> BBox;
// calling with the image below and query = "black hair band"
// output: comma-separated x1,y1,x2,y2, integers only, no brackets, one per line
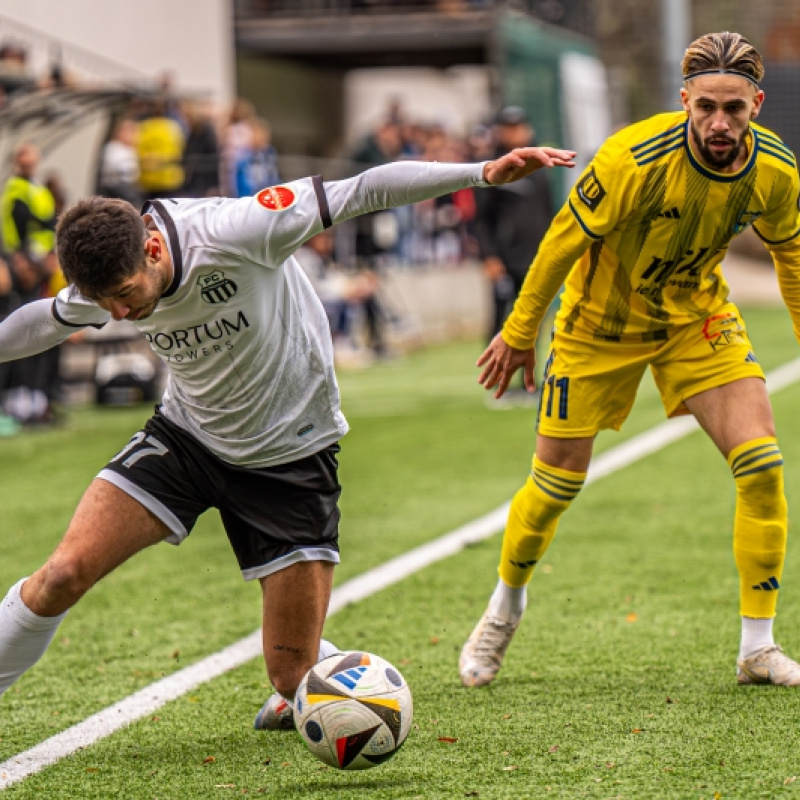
684,68,759,86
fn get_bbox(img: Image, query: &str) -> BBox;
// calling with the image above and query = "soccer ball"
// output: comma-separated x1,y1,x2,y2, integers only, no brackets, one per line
294,650,413,770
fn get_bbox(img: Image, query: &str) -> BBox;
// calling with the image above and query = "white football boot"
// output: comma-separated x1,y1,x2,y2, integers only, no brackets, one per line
459,610,519,688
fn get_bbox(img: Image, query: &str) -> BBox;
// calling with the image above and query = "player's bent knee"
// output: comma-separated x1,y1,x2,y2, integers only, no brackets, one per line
515,456,587,529
729,438,786,513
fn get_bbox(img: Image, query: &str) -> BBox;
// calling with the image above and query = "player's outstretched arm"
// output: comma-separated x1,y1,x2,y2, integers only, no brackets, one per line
476,331,536,399
0,299,75,363
483,147,576,185
325,149,575,227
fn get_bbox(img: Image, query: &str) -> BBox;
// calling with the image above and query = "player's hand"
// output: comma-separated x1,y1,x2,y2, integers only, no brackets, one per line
483,256,507,281
483,146,576,185
477,332,536,398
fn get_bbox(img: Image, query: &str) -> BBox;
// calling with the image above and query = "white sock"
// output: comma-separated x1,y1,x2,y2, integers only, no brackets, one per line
318,638,339,661
0,579,68,696
487,578,527,623
739,617,775,659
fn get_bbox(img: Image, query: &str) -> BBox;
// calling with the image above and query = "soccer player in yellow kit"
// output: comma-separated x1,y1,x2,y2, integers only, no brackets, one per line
460,31,800,688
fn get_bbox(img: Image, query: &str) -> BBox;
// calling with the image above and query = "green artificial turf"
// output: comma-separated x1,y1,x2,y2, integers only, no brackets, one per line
2,305,800,798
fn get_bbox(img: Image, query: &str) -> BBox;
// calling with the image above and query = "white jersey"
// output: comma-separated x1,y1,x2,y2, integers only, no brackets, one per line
54,179,344,467
45,162,489,467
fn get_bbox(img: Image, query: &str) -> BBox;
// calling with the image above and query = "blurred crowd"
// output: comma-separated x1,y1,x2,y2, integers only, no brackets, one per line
0,37,556,428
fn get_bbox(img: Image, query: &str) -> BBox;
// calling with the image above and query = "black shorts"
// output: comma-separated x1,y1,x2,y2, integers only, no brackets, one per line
98,411,341,581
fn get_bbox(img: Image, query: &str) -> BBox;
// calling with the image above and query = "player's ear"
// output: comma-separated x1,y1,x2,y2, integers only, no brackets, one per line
750,89,765,119
145,236,161,261
679,86,690,113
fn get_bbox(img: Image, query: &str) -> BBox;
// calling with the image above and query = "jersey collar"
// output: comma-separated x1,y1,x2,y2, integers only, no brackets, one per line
143,199,183,297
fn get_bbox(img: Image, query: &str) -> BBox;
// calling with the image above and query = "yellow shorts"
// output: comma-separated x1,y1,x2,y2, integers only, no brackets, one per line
537,303,765,438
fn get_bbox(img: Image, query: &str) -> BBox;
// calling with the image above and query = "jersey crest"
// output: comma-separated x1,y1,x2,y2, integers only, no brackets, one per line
197,270,238,304
733,210,762,234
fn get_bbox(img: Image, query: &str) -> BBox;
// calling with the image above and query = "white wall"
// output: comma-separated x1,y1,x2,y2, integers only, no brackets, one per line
0,0,235,102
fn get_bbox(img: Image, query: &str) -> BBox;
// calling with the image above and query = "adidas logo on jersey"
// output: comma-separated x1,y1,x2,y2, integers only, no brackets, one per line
656,207,681,219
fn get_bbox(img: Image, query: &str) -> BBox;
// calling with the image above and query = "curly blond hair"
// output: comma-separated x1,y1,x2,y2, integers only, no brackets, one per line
682,31,764,84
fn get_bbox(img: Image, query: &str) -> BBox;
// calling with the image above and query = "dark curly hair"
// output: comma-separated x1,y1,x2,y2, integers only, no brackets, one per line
56,197,146,299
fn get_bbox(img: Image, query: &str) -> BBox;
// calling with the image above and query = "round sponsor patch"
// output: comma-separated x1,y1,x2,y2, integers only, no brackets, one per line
256,185,296,211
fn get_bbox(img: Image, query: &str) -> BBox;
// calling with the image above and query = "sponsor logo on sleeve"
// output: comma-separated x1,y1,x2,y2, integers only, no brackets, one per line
576,167,606,212
256,185,297,211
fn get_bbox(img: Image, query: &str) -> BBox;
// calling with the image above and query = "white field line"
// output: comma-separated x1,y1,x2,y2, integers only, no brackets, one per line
3,355,800,788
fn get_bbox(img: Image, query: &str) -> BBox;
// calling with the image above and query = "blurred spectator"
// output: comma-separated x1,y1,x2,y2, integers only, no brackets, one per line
219,98,257,197
0,41,33,97
234,117,281,196
473,106,555,397
98,118,142,206
296,230,386,365
44,172,68,219
766,7,800,61
0,142,63,424
0,255,21,436
155,70,188,133
136,99,186,199
182,100,221,198
350,119,406,267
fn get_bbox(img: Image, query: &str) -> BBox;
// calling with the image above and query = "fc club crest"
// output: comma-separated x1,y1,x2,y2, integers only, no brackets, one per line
198,270,238,304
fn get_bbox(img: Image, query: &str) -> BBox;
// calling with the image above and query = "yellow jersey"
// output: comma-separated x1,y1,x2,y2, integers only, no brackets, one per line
503,111,800,347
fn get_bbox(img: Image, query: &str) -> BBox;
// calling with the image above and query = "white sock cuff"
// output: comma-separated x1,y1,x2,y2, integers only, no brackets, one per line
318,638,339,661
3,579,68,632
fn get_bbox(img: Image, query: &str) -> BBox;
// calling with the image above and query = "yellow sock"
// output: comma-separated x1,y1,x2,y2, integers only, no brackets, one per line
728,437,787,619
499,455,586,588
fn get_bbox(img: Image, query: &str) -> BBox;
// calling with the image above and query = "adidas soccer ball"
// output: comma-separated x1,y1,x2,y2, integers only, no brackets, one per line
294,650,413,770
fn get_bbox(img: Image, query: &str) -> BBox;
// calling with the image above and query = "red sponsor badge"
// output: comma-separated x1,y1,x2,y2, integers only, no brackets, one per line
256,185,296,211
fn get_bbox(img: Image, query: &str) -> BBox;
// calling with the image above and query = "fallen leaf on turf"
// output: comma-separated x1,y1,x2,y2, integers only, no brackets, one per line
215,785,236,789
464,792,479,797
85,768,99,773
429,637,440,645
631,728,644,733
171,649,180,660
438,737,458,744
503,765,518,771
202,756,216,764
626,612,638,623
503,714,512,719
714,793,721,799
606,762,615,769
784,777,797,785
548,746,559,753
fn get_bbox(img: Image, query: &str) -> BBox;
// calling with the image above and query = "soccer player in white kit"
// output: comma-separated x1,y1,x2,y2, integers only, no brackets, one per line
0,146,575,730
